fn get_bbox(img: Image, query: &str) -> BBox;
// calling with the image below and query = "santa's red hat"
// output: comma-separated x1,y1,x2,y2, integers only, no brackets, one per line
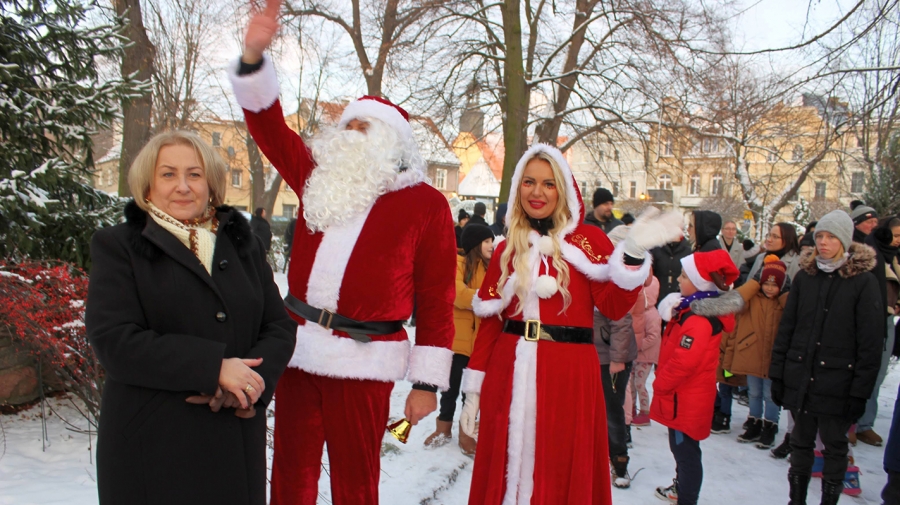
680,250,740,291
339,95,413,142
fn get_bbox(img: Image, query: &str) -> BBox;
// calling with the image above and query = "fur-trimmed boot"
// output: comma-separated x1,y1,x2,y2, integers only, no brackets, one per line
423,419,452,447
458,420,477,456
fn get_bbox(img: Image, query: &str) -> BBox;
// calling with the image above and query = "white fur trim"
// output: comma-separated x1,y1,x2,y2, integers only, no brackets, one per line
506,144,581,240
534,275,558,299
305,209,371,310
472,292,507,318
504,337,538,505
658,292,683,322
288,324,410,381
560,241,611,282
680,255,717,292
228,55,280,113
407,345,453,390
537,235,554,256
339,98,413,142
608,241,653,291
386,163,427,193
461,368,485,394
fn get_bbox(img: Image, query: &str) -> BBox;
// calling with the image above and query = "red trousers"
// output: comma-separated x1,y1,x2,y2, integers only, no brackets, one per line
270,368,394,505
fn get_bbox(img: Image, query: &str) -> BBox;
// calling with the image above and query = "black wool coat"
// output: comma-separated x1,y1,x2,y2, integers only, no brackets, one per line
85,201,297,505
650,239,693,304
768,243,883,419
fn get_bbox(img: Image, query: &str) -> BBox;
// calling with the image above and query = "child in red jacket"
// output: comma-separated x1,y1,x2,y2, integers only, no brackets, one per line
651,250,743,505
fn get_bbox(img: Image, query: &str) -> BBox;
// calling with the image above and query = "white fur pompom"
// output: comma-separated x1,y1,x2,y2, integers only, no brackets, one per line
535,274,559,299
537,235,555,256
658,292,683,322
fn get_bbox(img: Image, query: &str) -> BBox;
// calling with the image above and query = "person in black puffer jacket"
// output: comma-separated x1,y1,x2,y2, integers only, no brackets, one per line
690,210,722,252
769,210,882,505
651,238,693,306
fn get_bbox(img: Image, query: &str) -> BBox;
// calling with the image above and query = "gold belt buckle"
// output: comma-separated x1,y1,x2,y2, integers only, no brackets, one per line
318,309,335,330
524,319,541,342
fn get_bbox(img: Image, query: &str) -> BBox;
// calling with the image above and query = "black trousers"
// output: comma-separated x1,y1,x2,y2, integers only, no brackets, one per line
601,362,632,459
789,410,852,482
883,470,900,505
437,353,469,422
669,428,702,505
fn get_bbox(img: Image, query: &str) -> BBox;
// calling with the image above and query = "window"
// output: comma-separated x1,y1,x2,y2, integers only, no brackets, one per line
629,181,637,199
614,149,620,161
664,137,673,156
612,181,619,197
434,168,447,190
690,139,701,155
767,148,778,162
815,181,827,199
231,169,243,187
658,173,672,190
689,173,700,196
850,172,865,193
711,174,723,196
282,204,296,218
792,144,803,161
227,146,236,158
597,151,605,163
581,181,587,196
212,132,221,147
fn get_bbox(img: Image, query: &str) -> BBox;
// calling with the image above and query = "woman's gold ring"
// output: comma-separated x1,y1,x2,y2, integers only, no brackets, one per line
245,384,254,393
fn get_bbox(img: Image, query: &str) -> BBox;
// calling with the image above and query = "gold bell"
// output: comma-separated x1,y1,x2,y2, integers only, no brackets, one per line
386,418,411,444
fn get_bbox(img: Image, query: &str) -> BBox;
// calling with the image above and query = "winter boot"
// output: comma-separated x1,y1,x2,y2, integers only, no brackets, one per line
743,417,753,431
423,419,452,447
788,471,810,505
756,420,779,449
458,420,477,457
633,411,651,426
711,411,732,434
771,433,792,459
611,455,631,488
655,479,678,503
821,479,843,505
855,428,883,447
737,417,763,443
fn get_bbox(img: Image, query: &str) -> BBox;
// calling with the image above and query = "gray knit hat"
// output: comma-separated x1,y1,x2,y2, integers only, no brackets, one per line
815,210,853,251
849,205,878,225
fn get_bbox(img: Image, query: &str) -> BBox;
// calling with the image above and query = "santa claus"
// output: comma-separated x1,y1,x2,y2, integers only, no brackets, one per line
228,2,456,504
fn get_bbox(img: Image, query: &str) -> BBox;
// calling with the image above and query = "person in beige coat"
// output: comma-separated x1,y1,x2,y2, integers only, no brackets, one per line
424,224,494,455
722,255,789,449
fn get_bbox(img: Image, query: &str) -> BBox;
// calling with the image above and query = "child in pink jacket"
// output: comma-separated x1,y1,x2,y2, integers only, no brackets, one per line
626,274,661,427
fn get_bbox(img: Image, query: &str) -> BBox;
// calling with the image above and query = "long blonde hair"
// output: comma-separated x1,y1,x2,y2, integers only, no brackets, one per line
499,152,573,316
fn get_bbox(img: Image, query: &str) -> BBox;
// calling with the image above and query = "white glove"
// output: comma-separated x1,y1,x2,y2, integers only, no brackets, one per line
460,393,480,438
658,292,683,322
623,207,685,258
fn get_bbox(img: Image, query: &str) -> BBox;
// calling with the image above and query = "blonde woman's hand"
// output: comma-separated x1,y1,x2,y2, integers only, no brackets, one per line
219,357,265,409
460,393,480,438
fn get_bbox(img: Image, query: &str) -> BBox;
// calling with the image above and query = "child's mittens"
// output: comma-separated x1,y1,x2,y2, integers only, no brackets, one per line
658,292,683,322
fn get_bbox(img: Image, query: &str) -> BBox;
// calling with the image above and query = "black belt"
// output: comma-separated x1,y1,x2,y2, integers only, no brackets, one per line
503,319,593,344
284,294,404,343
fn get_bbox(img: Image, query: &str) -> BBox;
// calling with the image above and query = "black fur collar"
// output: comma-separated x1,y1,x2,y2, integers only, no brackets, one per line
123,199,253,259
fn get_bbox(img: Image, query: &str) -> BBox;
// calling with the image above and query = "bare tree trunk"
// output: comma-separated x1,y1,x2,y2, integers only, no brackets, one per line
114,0,155,197
246,133,283,218
499,0,527,202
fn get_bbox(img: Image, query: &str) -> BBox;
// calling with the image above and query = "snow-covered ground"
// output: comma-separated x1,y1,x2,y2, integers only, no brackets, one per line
0,272,895,504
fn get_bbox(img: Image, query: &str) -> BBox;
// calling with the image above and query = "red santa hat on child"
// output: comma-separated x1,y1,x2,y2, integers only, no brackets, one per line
338,95,413,142
680,250,740,292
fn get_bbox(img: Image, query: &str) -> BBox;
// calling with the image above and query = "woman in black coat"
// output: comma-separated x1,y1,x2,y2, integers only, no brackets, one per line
768,210,882,505
85,131,297,505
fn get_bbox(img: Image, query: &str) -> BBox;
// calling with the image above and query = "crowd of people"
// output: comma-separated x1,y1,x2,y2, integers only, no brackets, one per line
82,1,899,505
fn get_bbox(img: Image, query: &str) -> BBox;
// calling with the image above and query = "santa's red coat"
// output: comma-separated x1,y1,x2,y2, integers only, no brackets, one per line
232,58,456,389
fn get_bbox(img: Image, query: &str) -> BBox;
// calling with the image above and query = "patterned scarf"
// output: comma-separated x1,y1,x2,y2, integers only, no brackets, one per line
147,202,219,274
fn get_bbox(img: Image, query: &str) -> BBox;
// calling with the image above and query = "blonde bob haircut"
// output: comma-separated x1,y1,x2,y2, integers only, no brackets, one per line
499,151,573,315
127,130,228,212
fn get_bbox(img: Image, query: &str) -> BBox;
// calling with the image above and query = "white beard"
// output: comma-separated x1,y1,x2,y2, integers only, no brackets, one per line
303,120,418,232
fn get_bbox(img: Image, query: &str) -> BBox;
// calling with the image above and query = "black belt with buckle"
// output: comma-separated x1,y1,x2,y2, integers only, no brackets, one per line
502,319,593,344
284,294,404,343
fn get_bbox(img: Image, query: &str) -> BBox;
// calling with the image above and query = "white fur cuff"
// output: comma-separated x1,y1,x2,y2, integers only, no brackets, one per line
461,368,486,394
472,292,505,318
407,345,453,391
609,242,652,291
288,324,410,382
228,55,280,113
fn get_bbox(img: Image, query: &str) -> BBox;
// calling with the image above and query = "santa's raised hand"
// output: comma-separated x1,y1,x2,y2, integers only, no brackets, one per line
243,0,281,65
